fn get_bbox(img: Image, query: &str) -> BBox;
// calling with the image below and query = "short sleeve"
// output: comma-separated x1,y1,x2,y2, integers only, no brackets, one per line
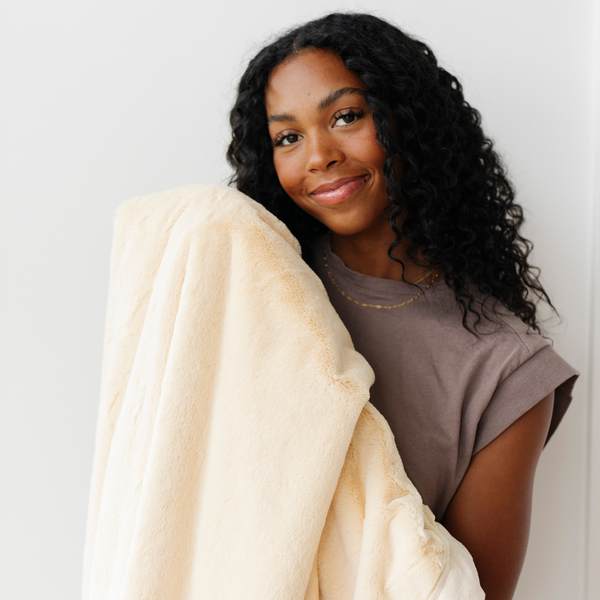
473,345,579,455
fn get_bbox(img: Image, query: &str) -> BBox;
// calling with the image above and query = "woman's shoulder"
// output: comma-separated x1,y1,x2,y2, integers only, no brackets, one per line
459,302,579,453
417,285,578,454
458,297,550,363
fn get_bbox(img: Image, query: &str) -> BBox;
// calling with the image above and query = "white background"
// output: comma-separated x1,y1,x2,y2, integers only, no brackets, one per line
1,1,598,598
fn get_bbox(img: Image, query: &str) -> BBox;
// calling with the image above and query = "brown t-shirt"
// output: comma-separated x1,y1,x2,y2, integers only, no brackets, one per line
305,236,578,520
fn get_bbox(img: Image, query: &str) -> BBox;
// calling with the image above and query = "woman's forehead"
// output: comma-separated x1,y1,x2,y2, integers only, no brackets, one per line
265,49,366,116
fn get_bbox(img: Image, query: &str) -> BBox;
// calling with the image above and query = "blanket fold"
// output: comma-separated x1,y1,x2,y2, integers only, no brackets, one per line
83,184,484,600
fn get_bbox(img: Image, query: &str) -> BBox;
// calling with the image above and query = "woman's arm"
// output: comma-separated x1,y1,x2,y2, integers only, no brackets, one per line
442,392,555,600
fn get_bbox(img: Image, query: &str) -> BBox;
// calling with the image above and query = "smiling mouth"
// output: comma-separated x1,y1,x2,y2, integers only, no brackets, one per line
310,175,368,205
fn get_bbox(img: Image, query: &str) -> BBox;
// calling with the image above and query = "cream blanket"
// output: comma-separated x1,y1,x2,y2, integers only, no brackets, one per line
83,184,484,600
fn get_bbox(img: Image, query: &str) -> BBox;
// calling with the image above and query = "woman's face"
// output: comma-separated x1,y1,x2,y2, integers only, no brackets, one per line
265,49,393,242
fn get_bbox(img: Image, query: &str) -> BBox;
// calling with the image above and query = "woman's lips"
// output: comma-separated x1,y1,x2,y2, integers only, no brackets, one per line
310,175,367,205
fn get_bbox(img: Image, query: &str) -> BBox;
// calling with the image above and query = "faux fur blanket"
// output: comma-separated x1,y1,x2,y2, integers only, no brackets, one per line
83,184,484,600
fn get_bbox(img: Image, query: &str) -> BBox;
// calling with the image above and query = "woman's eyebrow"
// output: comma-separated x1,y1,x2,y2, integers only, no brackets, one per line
268,112,297,124
267,87,365,125
318,87,365,111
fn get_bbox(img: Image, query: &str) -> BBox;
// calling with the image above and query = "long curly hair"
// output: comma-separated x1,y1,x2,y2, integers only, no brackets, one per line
227,12,554,333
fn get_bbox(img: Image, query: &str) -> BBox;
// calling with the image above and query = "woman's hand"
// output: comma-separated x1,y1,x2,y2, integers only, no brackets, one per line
442,392,554,600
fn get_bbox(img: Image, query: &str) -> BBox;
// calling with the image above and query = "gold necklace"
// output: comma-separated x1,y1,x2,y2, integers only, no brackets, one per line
322,238,439,310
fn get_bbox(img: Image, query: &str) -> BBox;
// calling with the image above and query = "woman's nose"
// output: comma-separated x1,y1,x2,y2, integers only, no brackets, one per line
305,133,345,172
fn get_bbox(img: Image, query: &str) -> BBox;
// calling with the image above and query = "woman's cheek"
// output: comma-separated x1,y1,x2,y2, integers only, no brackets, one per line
274,153,302,200
352,130,387,169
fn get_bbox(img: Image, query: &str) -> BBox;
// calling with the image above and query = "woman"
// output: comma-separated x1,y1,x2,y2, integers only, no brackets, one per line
227,13,578,600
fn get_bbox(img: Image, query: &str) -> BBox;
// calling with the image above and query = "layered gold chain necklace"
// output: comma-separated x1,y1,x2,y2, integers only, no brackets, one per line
322,237,439,310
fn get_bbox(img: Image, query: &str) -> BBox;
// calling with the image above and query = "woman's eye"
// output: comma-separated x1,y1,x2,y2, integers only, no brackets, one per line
334,109,363,127
281,134,299,146
273,133,300,147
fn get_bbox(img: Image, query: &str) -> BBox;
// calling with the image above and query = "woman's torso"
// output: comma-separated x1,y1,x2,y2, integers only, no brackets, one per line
305,235,577,520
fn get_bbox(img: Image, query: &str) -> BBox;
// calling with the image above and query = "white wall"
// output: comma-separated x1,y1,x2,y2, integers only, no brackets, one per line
586,1,600,597
0,1,597,598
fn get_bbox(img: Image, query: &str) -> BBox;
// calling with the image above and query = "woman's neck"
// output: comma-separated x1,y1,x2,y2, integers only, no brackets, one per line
329,230,432,283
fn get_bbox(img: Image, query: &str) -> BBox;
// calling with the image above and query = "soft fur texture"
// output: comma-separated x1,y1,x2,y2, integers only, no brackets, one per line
83,184,484,599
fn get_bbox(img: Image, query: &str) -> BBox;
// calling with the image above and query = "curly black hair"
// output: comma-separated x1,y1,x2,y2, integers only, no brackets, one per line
227,12,554,333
